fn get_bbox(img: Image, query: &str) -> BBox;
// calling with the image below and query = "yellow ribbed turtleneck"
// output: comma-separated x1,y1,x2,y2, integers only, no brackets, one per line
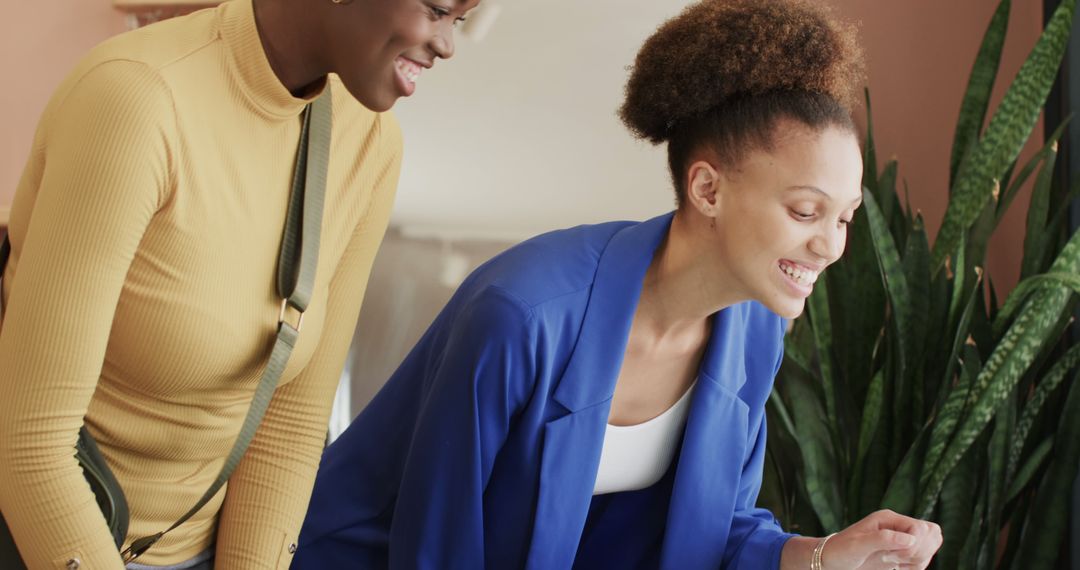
0,1,401,568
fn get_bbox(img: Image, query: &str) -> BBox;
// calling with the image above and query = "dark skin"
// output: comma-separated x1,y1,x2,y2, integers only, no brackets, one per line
252,0,480,111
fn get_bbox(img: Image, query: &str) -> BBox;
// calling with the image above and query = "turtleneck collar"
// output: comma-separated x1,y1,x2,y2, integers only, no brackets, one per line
218,0,325,120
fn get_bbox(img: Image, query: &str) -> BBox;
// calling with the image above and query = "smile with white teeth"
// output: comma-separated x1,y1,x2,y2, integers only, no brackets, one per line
395,57,422,85
779,261,819,287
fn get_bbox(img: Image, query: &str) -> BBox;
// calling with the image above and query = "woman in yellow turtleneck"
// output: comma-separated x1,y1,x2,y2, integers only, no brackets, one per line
0,1,480,568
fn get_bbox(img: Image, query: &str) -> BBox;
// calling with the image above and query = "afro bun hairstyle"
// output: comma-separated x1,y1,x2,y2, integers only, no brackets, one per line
619,0,864,144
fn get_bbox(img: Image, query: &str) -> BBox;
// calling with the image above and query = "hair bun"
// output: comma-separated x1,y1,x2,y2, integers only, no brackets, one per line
620,0,864,144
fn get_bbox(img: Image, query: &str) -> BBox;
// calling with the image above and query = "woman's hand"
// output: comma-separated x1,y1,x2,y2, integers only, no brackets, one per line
821,509,942,570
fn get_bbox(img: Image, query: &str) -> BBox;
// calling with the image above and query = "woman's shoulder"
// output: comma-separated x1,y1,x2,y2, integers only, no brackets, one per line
73,9,219,82
44,11,222,123
459,220,637,308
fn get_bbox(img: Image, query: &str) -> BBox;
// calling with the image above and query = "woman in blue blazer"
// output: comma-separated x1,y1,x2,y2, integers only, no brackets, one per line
294,1,943,568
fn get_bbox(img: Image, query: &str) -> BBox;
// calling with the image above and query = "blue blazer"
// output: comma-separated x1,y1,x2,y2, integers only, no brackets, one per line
294,213,794,569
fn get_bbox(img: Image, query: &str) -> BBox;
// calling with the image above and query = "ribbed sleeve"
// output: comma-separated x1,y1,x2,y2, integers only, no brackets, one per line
0,59,175,569
214,115,402,568
0,0,402,567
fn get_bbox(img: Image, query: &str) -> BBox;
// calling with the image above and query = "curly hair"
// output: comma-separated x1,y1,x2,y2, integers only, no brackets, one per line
619,0,865,203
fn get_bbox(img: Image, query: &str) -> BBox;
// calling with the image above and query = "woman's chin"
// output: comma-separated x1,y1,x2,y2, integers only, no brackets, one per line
764,298,806,320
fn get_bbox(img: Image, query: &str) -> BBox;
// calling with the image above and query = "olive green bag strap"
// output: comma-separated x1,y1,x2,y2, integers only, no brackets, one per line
0,87,332,569
121,89,332,563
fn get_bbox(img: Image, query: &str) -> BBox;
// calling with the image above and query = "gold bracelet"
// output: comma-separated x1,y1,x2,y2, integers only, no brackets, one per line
811,533,837,570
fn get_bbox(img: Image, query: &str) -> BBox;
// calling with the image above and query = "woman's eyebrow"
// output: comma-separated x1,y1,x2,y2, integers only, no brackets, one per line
787,185,862,206
786,185,830,199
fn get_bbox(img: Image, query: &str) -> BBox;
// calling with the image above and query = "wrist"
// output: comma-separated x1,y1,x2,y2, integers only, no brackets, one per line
812,533,837,570
778,536,818,570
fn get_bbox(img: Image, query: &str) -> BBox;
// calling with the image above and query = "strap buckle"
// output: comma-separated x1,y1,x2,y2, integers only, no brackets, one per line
279,299,305,333
121,532,164,564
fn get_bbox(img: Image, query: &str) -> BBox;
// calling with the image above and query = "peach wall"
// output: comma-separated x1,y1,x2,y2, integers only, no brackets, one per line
0,1,127,210
0,0,1052,291
835,0,1044,291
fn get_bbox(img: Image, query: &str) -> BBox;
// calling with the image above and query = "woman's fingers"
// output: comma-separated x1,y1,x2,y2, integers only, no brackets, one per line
855,550,916,570
911,520,942,564
868,510,942,565
870,528,918,551
823,510,943,570
821,528,913,569
889,517,942,565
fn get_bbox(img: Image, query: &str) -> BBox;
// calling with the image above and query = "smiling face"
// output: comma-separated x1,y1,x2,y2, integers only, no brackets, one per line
687,119,863,319
322,0,480,111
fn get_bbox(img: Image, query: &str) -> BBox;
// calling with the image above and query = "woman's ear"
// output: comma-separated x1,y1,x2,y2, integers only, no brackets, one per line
685,160,721,217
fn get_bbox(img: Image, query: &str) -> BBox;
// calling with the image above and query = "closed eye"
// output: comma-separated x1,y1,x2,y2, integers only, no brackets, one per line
429,5,467,25
790,209,815,221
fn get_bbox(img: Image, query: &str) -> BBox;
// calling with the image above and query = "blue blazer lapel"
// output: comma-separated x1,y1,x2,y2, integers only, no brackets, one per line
526,213,673,567
660,305,752,569
550,213,673,413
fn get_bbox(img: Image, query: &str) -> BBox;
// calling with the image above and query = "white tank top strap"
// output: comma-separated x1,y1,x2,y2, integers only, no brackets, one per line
592,381,696,495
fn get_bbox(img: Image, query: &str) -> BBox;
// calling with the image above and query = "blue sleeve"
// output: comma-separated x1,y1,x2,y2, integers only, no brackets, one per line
389,286,537,569
723,320,795,569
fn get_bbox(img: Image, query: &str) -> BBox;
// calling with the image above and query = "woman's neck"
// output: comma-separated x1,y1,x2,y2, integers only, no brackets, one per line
636,211,741,339
252,0,327,96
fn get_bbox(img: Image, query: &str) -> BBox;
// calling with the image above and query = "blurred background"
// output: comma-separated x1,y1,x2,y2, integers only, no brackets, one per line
0,0,1062,422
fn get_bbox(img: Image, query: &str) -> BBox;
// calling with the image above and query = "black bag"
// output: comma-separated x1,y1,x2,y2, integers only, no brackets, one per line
0,428,128,568
0,231,130,569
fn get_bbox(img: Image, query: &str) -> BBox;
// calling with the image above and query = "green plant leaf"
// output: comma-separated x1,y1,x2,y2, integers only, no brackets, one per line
949,0,1012,188
922,263,953,413
847,370,885,522
859,408,894,522
924,270,983,477
938,436,987,570
863,188,912,380
880,429,928,515
917,230,1080,517
966,181,1000,271
783,325,815,376
826,204,884,435
877,160,907,248
981,391,1016,566
807,275,840,437
1006,342,1080,484
969,494,993,570
1000,118,1070,226
1010,370,1080,569
768,389,799,443
904,215,931,426
863,88,879,198
1005,436,1053,503
854,370,885,472
993,271,1080,337
922,345,980,494
1020,124,1068,278
931,0,1076,272
878,159,898,216
784,369,844,532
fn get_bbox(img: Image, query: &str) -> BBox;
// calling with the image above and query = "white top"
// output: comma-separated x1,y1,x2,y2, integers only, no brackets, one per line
592,382,697,495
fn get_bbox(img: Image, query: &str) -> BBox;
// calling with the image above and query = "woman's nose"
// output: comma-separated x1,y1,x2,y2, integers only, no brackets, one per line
431,24,456,60
810,227,845,263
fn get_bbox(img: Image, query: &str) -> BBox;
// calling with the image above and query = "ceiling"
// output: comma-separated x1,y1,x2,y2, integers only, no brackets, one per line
390,0,699,241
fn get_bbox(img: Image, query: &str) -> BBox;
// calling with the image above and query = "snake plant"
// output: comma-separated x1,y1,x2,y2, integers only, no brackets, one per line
760,1,1080,568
